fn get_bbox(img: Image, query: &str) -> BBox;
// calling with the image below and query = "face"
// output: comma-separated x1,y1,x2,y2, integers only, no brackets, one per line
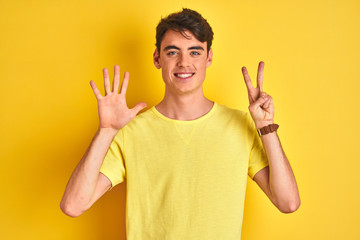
153,30,213,96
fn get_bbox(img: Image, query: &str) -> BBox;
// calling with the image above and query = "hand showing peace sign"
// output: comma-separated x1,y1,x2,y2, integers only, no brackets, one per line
90,65,147,133
242,61,274,129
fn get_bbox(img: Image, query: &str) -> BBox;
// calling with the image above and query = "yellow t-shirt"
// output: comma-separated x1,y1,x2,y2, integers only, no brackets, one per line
100,102,268,239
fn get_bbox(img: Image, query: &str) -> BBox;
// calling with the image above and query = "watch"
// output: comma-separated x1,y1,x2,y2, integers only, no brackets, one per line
257,123,279,137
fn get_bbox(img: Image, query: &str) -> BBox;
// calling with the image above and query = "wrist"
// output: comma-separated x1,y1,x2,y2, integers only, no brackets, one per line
256,123,279,137
254,120,274,129
97,127,119,139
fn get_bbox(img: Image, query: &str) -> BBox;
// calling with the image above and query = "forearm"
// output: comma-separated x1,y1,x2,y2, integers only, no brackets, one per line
60,128,117,216
260,132,300,212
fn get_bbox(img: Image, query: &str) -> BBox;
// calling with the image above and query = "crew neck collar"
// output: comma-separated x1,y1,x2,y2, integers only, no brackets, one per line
151,102,217,124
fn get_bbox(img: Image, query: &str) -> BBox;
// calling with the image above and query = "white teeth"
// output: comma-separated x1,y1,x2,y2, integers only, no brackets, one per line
175,73,193,78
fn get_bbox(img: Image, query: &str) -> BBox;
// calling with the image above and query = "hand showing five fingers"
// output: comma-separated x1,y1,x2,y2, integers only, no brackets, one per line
89,65,147,132
242,61,274,129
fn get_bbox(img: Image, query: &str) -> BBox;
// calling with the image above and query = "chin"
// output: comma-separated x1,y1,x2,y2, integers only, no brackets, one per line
173,84,203,96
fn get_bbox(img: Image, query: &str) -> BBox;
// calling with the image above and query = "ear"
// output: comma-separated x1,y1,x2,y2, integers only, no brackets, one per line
153,48,161,69
206,48,213,68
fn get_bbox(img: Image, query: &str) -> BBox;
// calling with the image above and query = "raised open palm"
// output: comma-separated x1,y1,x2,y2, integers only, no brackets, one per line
90,65,147,131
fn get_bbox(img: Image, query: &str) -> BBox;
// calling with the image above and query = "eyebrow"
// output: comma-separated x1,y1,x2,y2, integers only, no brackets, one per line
163,45,205,51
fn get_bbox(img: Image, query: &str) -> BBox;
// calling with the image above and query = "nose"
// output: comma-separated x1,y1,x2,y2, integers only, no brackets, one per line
176,53,190,67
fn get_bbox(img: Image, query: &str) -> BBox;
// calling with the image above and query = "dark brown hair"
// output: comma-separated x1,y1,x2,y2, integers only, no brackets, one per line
155,8,214,54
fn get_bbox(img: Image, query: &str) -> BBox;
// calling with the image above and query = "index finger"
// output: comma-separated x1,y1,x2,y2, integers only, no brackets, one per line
242,66,253,92
256,61,264,92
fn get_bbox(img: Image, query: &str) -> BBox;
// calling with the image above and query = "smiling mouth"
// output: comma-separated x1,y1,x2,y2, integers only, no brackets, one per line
174,73,195,79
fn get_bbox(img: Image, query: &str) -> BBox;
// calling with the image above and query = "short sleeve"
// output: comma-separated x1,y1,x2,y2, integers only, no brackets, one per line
246,112,269,179
100,129,126,190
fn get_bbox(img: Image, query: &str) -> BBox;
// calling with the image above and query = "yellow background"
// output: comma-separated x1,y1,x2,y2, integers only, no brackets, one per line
1,0,359,239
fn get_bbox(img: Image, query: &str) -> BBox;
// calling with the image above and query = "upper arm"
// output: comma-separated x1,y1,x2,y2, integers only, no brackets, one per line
252,166,277,206
85,172,112,210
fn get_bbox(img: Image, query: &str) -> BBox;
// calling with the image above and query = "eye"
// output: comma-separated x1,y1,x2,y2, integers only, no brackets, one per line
190,51,200,56
167,51,177,56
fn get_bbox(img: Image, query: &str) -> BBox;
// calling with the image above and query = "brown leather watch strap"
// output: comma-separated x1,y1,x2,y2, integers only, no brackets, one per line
257,123,279,137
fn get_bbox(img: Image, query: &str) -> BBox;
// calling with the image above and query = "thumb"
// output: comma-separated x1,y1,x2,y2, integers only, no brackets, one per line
251,94,268,110
131,102,147,115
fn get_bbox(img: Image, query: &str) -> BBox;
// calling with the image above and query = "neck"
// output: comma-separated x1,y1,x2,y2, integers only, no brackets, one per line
155,89,214,121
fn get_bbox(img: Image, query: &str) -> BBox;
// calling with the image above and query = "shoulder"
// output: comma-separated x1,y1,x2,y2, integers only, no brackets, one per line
211,103,255,145
121,106,158,132
132,107,156,122
214,102,250,123
215,103,259,143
